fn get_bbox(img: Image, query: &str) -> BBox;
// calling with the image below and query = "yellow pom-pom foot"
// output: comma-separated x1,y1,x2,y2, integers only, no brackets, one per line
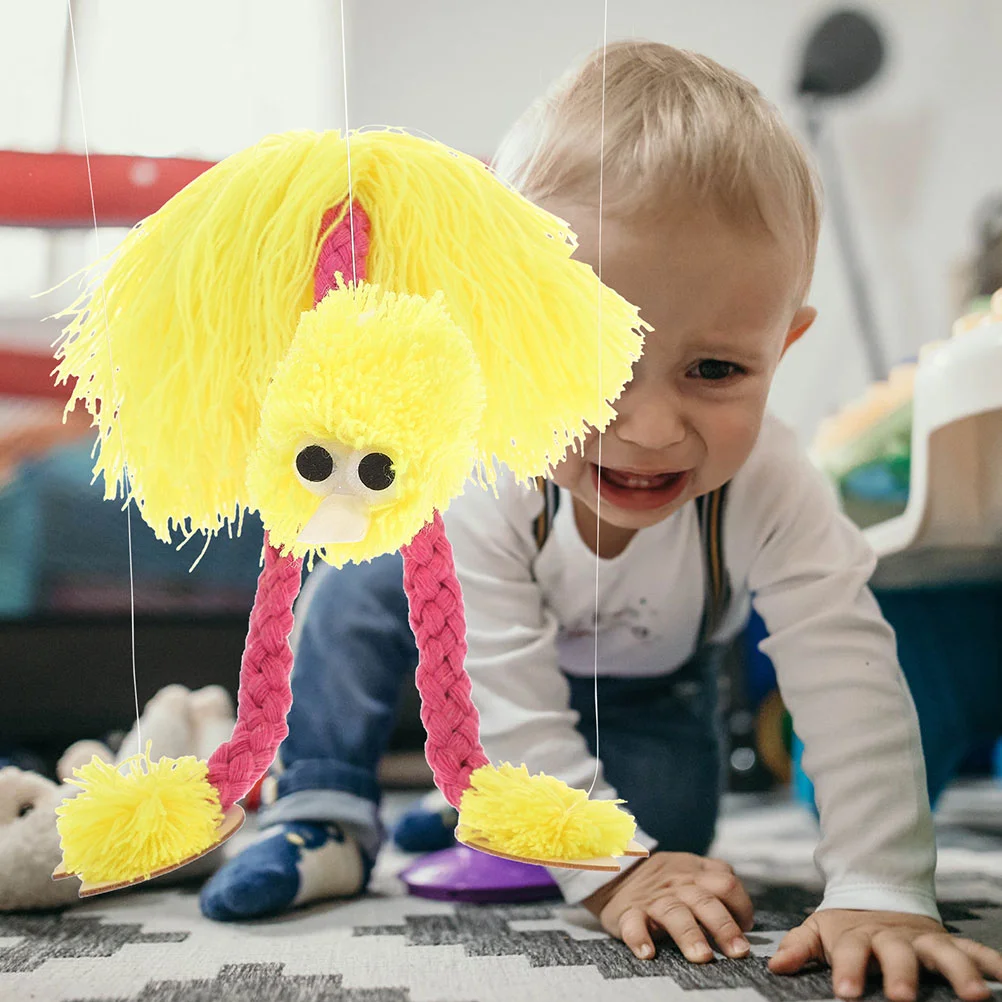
54,747,242,895
456,763,646,871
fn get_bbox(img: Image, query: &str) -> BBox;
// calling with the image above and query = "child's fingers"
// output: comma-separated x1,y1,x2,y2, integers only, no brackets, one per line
871,935,919,1002
954,939,1002,984
914,938,991,1002
617,906,655,961
674,884,750,958
697,869,755,932
829,929,873,998
648,898,714,963
701,857,736,872
769,922,823,974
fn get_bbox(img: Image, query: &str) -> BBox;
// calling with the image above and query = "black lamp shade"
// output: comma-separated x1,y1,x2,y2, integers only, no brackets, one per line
798,9,885,98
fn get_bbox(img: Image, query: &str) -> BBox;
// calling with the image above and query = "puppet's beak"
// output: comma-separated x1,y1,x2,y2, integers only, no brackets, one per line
298,494,370,544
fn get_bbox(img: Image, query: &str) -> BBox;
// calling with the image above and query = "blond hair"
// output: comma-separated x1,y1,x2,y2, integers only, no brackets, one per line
493,40,822,299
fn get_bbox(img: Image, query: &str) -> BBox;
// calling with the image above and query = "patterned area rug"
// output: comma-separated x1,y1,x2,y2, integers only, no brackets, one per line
2,786,1001,1002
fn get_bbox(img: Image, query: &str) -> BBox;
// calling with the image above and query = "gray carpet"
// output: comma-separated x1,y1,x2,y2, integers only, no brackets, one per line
2,785,1001,1002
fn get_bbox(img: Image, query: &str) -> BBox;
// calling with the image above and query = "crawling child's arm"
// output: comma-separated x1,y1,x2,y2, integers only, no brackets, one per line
730,417,939,920
730,416,1002,998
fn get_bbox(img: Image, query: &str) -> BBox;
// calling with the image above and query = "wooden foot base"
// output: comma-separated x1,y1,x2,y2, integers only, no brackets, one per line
456,830,648,871
52,804,245,897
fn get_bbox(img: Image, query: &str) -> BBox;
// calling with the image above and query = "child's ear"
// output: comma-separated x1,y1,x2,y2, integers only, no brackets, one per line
783,306,817,355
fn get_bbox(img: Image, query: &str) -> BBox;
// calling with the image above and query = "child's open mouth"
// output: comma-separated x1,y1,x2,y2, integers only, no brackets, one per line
590,464,690,511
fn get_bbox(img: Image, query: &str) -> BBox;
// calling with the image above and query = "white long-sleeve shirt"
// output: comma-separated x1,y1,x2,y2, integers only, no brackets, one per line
443,414,939,917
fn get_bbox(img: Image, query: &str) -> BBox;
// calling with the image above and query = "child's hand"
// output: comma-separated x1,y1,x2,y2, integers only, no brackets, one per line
582,851,754,962
769,909,1002,1001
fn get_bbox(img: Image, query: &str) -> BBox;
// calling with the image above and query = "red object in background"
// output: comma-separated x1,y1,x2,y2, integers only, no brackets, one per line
0,150,216,228
0,348,72,399
1,149,215,400
243,775,265,813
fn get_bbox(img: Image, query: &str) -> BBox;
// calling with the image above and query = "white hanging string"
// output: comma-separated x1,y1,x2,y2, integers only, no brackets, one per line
587,0,610,797
66,0,142,753
339,0,357,285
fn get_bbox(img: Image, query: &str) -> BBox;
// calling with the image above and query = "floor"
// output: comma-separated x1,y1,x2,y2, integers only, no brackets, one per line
2,784,1001,1002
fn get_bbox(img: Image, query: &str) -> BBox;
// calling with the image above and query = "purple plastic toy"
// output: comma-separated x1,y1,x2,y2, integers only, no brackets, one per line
400,845,562,903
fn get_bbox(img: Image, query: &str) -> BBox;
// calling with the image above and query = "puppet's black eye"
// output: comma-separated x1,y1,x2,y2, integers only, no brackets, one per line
296,445,334,483
17,802,34,818
358,452,394,491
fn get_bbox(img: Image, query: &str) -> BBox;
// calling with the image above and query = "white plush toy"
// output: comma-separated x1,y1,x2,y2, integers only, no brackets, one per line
0,684,235,910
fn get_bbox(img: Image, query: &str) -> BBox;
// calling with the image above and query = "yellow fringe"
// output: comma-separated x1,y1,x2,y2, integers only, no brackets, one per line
248,281,484,563
54,128,646,545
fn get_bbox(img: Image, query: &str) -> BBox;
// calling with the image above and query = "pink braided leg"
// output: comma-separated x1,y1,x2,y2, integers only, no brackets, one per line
206,536,303,811
205,202,369,810
400,511,490,808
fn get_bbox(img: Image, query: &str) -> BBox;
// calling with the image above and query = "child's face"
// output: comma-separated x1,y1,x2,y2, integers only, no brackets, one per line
542,198,816,551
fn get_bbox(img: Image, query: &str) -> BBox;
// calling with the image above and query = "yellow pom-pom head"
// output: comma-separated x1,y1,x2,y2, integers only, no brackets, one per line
457,763,636,861
248,281,485,564
55,747,223,884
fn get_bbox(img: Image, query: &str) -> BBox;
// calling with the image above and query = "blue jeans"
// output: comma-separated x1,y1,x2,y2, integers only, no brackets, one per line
876,586,1002,798
0,441,264,617
792,584,1002,811
260,550,724,860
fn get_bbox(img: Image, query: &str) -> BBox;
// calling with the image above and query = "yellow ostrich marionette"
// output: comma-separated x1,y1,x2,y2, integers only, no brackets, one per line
52,128,650,895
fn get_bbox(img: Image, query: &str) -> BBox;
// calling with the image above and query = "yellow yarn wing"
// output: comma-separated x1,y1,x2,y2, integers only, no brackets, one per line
54,129,646,546
354,131,648,487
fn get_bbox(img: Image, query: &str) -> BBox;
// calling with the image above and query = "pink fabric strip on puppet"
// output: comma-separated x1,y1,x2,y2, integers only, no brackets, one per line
206,536,303,810
206,203,369,811
400,512,490,808
315,204,370,301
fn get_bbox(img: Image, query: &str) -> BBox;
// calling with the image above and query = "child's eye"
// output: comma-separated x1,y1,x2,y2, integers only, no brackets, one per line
687,359,743,381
